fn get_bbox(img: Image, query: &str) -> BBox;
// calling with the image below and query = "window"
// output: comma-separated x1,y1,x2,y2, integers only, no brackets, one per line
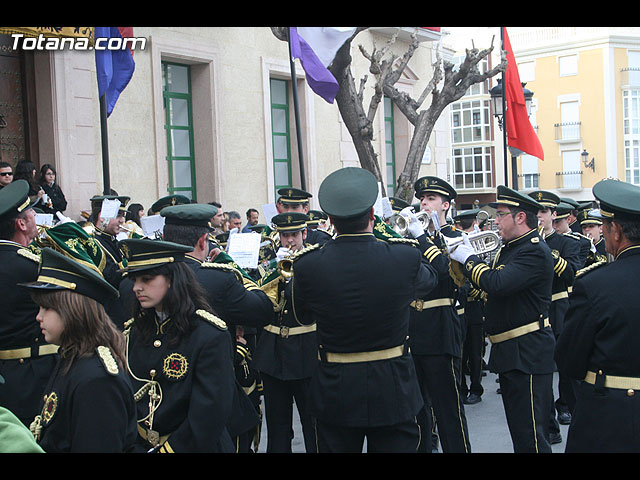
384,96,396,195
520,154,539,190
451,100,491,144
270,78,292,197
559,54,577,76
625,139,640,185
519,61,535,83
162,62,196,200
452,146,493,190
623,90,640,185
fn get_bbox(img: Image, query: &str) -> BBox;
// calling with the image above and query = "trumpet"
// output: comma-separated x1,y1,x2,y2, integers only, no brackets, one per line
390,209,432,237
276,247,294,280
445,230,501,255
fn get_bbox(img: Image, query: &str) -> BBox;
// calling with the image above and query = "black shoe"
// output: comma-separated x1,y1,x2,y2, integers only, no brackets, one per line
557,411,572,425
496,388,501,394
464,393,482,405
549,432,562,445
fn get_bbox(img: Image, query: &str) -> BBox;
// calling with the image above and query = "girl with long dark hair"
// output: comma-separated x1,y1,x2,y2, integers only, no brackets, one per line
37,164,67,216
20,248,137,453
120,238,236,453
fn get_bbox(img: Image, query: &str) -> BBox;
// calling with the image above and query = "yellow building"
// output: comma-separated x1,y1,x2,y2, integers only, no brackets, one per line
510,27,640,201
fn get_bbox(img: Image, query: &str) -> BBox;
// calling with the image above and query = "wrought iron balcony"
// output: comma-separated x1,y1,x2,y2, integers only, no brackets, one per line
555,170,582,191
554,122,581,143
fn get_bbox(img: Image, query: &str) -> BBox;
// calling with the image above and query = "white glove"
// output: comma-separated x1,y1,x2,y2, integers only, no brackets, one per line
276,247,291,262
55,211,75,224
399,207,425,239
448,233,475,264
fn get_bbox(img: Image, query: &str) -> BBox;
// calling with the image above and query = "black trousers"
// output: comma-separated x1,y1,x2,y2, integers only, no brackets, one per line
499,370,553,453
315,417,420,453
413,354,471,453
261,373,316,453
462,322,484,397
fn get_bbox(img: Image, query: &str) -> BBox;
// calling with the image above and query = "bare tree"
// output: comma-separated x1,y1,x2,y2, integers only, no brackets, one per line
270,27,506,202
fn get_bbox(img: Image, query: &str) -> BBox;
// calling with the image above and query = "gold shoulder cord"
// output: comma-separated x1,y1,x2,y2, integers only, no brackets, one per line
124,325,163,447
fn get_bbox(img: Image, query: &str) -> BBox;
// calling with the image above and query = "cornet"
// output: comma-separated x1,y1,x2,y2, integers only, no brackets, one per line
390,209,433,237
445,230,501,256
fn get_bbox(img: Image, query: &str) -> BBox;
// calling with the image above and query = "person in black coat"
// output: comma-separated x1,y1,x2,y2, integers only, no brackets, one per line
120,238,237,453
0,180,57,427
449,185,556,453
38,164,67,216
20,248,137,453
291,167,448,453
555,179,640,453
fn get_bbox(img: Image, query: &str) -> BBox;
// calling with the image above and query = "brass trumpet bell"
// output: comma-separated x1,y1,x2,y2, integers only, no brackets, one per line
391,210,431,237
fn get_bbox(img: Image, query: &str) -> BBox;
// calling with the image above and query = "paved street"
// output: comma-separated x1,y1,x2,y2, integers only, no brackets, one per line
257,361,569,453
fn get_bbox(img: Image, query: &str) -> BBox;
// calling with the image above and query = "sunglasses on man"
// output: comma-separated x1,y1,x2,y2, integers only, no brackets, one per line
0,172,13,176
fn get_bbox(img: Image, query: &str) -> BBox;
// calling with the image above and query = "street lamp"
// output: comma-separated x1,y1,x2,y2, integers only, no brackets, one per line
581,149,595,171
490,79,534,190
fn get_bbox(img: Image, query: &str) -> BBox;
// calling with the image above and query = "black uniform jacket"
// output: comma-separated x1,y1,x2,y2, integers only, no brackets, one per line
37,350,137,453
0,240,56,424
555,245,640,452
254,266,318,381
292,232,445,427
461,228,556,375
126,310,236,453
409,225,464,357
544,230,581,336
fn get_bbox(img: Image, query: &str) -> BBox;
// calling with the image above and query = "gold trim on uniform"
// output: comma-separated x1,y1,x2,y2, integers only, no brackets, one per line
97,346,119,375
127,256,175,268
488,317,550,344
42,392,58,425
423,245,441,262
0,344,59,360
551,291,569,302
263,323,316,338
410,297,454,311
320,344,405,363
584,370,640,390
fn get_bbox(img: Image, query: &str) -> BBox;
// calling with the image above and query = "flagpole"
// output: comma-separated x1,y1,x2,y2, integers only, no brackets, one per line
99,94,111,195
501,27,509,188
286,28,307,191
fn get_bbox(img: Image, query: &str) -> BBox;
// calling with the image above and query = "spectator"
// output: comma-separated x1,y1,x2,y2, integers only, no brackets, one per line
228,211,242,233
14,161,43,206
0,162,13,190
242,208,259,233
38,164,67,216
208,201,225,235
124,203,145,238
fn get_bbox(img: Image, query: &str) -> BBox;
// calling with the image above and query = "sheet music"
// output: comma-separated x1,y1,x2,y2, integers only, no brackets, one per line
226,232,261,269
140,215,165,239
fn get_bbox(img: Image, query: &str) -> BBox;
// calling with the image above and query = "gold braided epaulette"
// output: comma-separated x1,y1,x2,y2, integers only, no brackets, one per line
97,346,119,375
196,309,227,331
576,259,607,279
201,261,244,283
17,247,41,263
387,237,419,247
288,243,321,262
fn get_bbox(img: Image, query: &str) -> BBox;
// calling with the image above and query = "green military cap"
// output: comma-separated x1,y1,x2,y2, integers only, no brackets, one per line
453,208,481,222
19,247,118,305
307,210,328,226
149,194,192,215
318,167,378,219
490,185,544,213
559,197,579,210
40,221,107,274
90,195,130,212
554,202,574,220
160,203,217,228
248,224,266,234
592,179,640,221
578,201,595,212
388,197,410,213
271,212,308,232
577,209,602,226
528,190,560,209
119,238,192,273
215,231,230,245
0,180,33,221
414,176,457,200
277,187,312,205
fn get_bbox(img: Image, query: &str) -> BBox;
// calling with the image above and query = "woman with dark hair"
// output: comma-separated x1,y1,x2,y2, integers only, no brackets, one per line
124,203,145,238
14,161,43,206
120,238,236,453
38,164,67,216
20,248,137,453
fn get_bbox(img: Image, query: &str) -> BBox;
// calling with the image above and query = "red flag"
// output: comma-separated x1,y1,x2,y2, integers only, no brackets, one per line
503,27,544,161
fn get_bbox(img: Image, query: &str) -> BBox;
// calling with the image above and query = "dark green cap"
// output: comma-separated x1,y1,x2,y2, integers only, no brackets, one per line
307,210,328,226
453,208,481,222
554,202,574,219
389,197,410,212
149,194,192,215
19,247,118,305
528,190,560,209
490,185,543,213
577,209,602,226
40,221,108,276
0,180,32,221
319,167,378,219
277,187,312,205
119,238,193,273
592,179,640,221
414,176,457,200
577,201,595,212
90,195,130,212
559,197,579,209
160,203,217,228
271,212,308,232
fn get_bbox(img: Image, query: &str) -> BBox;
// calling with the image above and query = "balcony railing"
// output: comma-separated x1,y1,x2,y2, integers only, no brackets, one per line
555,170,582,190
554,122,581,143
621,67,640,87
